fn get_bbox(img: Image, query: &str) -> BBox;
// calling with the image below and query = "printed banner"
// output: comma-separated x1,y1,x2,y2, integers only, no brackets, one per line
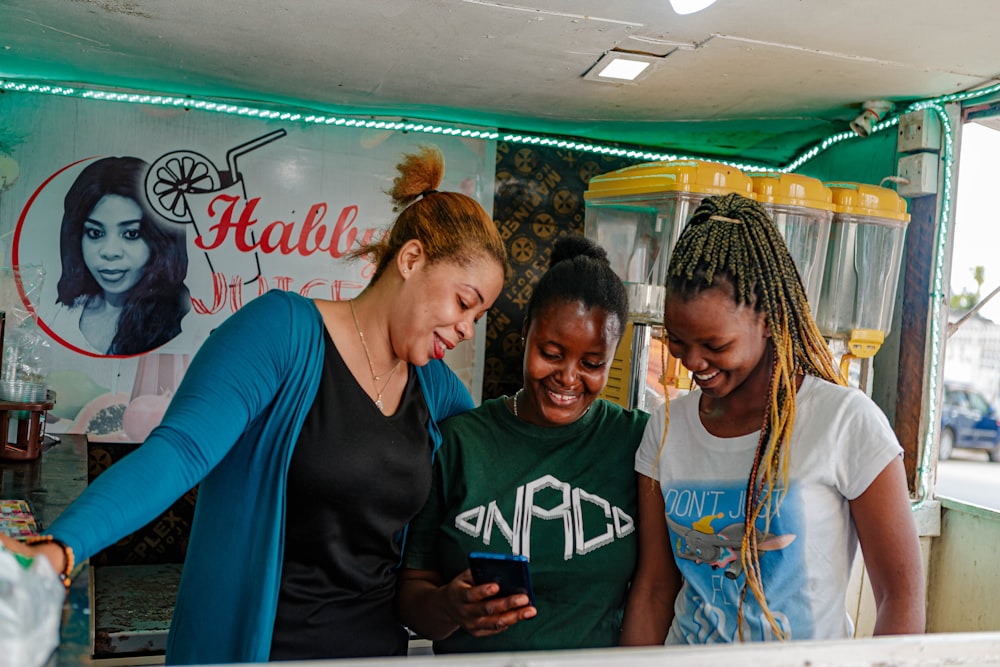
0,93,495,440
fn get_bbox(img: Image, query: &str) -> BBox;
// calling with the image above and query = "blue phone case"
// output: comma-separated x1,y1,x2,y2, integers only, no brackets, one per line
468,551,534,603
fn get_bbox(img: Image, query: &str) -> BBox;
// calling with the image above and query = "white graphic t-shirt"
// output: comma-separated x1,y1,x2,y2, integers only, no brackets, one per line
635,376,902,643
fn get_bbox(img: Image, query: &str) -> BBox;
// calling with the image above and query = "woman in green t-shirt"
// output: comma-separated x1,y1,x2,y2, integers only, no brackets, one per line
397,235,649,653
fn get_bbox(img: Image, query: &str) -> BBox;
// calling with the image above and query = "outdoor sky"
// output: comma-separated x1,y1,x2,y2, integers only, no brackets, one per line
951,121,1000,322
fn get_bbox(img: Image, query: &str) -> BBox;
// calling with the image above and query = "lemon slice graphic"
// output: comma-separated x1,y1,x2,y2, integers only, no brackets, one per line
145,150,222,222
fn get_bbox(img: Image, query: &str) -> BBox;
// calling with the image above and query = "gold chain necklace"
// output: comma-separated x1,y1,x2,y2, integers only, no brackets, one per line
349,299,401,413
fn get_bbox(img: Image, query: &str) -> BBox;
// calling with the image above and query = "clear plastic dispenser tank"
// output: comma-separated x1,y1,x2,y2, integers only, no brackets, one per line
750,172,835,306
814,182,910,376
583,160,753,324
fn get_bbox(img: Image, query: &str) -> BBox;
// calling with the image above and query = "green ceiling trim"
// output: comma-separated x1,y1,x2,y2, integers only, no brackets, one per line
0,77,849,173
3,76,1000,174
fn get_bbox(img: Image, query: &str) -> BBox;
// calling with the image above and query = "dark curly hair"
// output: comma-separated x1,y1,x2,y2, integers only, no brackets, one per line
524,234,628,338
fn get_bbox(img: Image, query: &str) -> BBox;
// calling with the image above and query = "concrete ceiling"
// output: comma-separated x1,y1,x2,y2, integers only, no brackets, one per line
2,0,999,165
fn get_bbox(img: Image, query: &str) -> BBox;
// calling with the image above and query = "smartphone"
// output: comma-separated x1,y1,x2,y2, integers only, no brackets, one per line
468,551,534,604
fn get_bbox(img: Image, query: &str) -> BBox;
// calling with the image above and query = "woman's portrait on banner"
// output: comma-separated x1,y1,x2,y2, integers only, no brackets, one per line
44,156,191,356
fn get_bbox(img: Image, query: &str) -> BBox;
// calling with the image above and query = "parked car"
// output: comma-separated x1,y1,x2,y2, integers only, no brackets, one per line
940,383,1000,461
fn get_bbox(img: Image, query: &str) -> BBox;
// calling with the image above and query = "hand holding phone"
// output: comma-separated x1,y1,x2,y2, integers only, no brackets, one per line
468,551,534,605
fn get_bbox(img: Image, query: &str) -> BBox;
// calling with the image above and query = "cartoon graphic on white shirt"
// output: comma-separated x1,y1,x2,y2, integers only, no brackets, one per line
663,483,808,643
666,512,796,580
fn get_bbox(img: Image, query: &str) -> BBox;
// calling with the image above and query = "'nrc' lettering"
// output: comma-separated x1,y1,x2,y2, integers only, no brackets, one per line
454,474,634,560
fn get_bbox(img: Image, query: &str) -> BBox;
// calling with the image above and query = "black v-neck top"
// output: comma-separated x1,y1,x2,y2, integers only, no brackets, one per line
270,329,431,660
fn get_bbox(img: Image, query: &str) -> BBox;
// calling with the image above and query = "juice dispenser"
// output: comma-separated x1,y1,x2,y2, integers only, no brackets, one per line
814,182,910,385
750,173,835,305
583,160,753,410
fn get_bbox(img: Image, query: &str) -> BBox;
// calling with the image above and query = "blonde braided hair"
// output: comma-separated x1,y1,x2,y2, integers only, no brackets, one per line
658,193,843,640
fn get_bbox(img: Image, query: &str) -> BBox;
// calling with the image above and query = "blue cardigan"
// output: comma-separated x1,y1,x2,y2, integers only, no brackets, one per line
50,290,474,664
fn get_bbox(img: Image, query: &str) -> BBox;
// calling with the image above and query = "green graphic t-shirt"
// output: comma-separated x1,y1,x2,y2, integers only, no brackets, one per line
404,397,649,653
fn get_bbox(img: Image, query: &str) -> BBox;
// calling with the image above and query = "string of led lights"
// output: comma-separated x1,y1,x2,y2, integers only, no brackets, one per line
0,78,769,172
3,76,998,173
907,101,955,507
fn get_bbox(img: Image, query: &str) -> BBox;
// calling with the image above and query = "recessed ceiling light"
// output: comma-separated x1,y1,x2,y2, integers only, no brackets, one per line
598,58,650,81
583,51,662,83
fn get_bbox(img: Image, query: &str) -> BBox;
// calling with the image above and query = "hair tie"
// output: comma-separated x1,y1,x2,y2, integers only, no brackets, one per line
709,214,742,224
421,189,438,199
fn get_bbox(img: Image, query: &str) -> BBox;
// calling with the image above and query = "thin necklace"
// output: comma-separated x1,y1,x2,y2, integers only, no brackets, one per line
349,299,401,413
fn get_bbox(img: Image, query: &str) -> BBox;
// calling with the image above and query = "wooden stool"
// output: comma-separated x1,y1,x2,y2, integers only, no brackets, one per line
0,392,55,461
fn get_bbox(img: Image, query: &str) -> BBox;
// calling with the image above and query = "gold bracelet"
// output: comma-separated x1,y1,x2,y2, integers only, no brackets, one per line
23,535,75,590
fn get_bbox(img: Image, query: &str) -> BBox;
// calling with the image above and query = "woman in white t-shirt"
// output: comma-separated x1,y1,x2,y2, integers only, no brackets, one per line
621,193,924,645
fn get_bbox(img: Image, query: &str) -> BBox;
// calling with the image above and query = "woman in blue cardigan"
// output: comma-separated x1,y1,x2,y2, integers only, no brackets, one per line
3,145,508,664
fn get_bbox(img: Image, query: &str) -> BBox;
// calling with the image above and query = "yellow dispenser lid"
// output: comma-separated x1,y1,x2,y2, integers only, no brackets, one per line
751,172,836,212
584,160,753,200
825,182,910,223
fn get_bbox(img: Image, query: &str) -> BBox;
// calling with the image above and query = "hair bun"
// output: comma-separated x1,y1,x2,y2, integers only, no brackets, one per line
389,146,445,212
550,235,609,267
